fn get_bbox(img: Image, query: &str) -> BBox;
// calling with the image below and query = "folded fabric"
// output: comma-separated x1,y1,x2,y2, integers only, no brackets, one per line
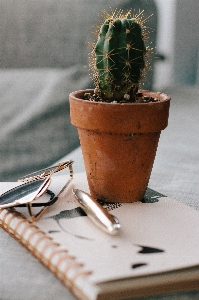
0,66,91,181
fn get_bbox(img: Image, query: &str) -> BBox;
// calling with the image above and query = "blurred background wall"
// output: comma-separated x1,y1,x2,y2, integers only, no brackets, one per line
154,0,199,90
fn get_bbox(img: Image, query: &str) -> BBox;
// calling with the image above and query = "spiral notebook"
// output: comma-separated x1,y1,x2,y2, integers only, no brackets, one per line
0,173,199,300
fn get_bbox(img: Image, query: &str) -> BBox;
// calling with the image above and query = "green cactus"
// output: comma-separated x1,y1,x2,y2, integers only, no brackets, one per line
89,10,149,103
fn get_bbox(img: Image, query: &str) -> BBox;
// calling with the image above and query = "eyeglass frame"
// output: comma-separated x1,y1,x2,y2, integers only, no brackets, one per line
0,160,74,221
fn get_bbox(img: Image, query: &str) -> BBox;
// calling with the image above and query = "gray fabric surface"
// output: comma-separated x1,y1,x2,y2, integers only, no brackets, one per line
148,86,199,210
0,66,91,181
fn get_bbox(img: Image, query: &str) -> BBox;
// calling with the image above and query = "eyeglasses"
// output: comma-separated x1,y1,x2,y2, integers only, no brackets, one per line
0,160,74,221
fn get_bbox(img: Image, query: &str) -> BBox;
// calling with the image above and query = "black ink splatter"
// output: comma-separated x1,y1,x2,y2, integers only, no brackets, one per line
47,207,87,222
132,263,148,269
48,230,60,234
46,207,93,241
141,188,166,203
137,245,165,254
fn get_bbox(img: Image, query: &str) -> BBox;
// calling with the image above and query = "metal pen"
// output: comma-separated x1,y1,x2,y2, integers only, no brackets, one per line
73,189,121,235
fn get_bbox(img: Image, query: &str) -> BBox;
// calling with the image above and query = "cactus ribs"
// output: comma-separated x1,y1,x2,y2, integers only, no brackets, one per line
88,10,152,103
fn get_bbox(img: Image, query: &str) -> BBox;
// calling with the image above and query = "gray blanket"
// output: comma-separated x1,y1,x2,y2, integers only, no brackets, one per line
0,66,91,181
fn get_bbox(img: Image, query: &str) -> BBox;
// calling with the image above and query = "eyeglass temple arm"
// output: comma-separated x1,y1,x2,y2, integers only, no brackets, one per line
14,162,74,208
18,160,74,183
27,203,51,222
15,161,74,221
27,170,73,221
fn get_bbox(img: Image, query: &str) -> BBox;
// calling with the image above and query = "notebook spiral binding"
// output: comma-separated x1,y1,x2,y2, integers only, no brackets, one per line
0,208,92,300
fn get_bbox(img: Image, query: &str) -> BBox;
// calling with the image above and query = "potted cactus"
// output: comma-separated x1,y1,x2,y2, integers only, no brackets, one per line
69,10,170,203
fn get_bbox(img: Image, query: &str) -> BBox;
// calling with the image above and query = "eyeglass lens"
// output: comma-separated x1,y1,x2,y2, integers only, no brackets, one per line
0,179,47,208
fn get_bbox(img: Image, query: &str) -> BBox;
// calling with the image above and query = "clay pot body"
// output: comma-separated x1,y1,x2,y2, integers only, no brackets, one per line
69,90,170,203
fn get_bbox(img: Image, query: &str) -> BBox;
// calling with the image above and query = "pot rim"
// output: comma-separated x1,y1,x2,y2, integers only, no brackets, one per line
69,89,171,133
69,89,171,105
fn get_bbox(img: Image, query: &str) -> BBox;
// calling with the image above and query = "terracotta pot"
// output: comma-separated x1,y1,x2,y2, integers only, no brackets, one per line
69,89,170,203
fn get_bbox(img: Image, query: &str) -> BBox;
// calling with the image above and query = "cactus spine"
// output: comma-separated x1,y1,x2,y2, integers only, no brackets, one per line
90,10,148,102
